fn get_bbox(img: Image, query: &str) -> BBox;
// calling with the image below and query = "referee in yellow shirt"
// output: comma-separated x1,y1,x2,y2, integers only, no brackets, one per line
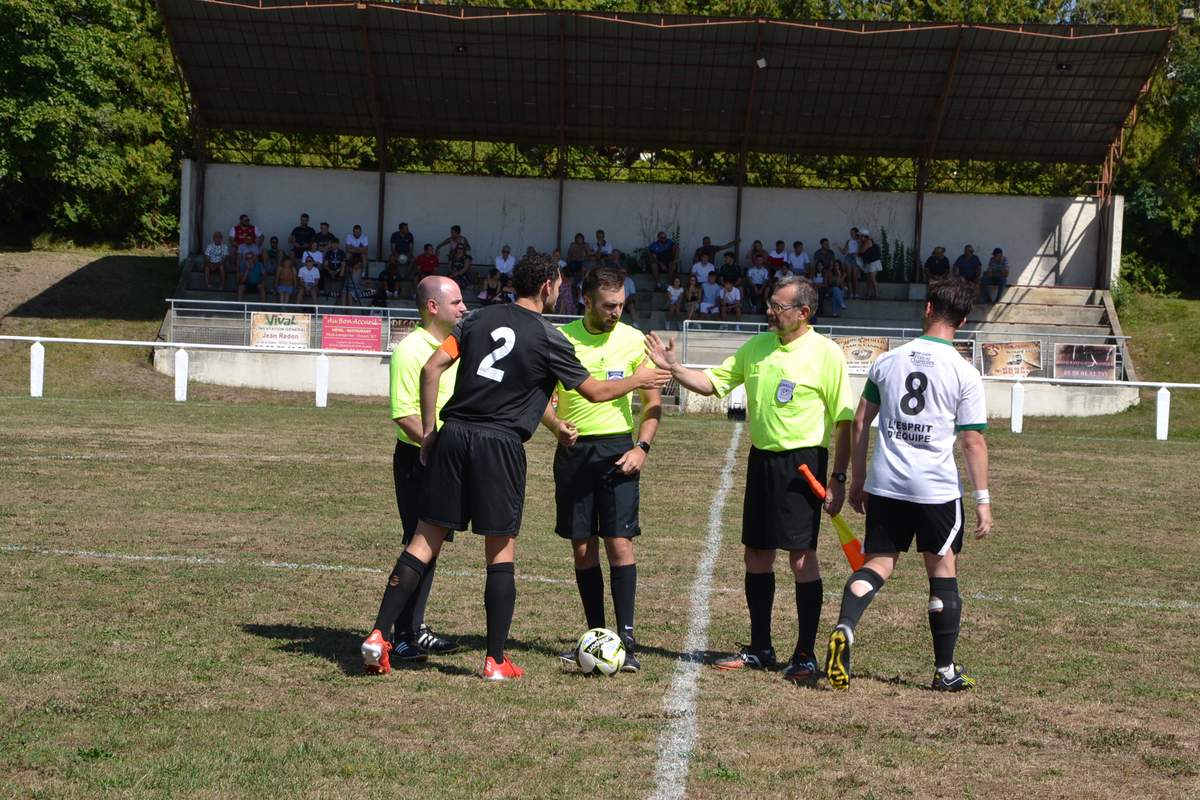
645,275,854,681
363,276,466,671
542,267,661,673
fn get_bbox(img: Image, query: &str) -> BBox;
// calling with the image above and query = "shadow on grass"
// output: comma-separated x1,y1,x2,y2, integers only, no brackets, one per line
7,254,179,321
242,623,567,677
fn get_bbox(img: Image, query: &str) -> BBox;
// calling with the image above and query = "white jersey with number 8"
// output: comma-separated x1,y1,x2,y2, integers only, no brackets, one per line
863,336,987,503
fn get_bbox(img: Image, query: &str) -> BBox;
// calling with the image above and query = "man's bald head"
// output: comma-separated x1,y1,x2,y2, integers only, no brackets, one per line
417,275,467,333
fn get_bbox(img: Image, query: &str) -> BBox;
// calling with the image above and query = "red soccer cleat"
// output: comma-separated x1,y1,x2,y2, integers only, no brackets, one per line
482,655,525,681
361,629,392,675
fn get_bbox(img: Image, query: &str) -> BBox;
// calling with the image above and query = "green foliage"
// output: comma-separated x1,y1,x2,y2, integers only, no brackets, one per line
0,0,188,246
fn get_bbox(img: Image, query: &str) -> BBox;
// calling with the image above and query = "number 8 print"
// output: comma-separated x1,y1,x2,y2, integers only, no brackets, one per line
900,371,928,415
477,326,516,382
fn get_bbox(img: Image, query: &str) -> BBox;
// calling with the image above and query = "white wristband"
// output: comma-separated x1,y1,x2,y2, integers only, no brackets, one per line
972,489,991,505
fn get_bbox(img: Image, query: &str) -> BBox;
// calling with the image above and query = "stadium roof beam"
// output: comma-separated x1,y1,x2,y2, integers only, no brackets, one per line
157,0,1176,280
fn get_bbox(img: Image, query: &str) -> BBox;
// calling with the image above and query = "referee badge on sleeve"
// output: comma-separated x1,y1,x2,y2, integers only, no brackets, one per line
776,379,795,403
607,370,624,381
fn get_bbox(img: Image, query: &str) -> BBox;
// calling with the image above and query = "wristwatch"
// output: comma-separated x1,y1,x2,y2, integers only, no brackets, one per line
635,440,651,454
831,471,847,483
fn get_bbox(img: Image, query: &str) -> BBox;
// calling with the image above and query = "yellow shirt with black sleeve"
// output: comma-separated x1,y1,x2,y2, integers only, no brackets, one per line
704,328,855,451
390,325,457,447
555,319,646,436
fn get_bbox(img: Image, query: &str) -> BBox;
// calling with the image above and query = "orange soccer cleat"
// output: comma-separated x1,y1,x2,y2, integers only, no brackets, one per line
482,656,525,681
361,629,392,675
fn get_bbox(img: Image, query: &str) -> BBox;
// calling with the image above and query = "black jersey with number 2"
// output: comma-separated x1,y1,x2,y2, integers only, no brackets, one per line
440,304,591,441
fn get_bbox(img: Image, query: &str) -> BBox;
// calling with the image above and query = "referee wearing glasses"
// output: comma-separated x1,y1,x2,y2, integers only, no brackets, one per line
644,275,854,682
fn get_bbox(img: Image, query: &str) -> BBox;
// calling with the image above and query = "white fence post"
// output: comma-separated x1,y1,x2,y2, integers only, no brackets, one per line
174,348,189,402
1010,382,1024,434
29,342,44,398
1156,387,1170,441
315,353,329,408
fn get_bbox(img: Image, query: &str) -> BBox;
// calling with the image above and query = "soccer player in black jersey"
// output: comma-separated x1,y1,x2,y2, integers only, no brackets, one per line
362,254,669,680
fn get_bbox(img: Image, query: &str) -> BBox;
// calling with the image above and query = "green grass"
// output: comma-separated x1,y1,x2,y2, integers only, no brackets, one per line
1,256,1198,798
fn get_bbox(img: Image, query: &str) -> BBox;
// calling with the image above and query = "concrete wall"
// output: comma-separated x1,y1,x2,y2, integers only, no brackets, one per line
185,160,1112,287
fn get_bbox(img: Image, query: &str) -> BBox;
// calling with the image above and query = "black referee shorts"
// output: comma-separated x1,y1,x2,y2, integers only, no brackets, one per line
553,434,640,540
393,441,452,545
420,420,527,536
741,446,827,551
864,494,964,556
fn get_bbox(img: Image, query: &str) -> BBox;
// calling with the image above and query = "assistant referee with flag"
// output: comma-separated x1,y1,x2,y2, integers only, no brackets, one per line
645,275,854,682
542,267,662,673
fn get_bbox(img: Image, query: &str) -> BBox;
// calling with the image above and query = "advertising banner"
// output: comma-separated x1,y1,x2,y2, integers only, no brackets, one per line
388,318,418,349
1054,343,1117,381
952,339,976,366
981,340,1045,378
321,314,382,351
250,312,311,350
833,336,890,375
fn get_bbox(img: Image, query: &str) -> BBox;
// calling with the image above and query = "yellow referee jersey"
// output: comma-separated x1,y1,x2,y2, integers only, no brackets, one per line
390,325,457,446
555,319,646,436
705,328,854,451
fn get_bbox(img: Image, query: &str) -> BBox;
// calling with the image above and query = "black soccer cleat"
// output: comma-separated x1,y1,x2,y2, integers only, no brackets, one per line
389,638,428,662
558,649,579,670
620,634,640,673
415,624,461,655
825,625,852,690
713,644,777,671
930,664,976,692
782,654,818,683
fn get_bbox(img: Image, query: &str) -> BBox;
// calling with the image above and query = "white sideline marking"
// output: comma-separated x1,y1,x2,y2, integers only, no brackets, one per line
649,422,744,800
0,544,569,585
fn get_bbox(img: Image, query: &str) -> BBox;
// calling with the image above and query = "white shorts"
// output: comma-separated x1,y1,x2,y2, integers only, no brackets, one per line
700,302,719,314
863,260,882,274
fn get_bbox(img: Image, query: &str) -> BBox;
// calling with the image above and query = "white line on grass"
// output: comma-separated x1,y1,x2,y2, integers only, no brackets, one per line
649,422,744,800
0,543,570,585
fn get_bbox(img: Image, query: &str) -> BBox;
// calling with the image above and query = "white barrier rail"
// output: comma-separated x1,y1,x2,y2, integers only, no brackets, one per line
4,335,1199,439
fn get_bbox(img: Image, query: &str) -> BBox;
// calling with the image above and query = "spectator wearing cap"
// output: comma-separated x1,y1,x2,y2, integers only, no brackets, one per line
983,247,1009,304
953,245,983,296
204,231,229,290
923,246,951,282
494,245,516,276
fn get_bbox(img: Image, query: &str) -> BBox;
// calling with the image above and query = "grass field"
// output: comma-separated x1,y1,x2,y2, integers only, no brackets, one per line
2,251,1198,798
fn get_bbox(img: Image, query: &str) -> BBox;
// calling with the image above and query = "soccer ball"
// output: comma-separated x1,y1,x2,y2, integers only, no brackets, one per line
575,627,626,676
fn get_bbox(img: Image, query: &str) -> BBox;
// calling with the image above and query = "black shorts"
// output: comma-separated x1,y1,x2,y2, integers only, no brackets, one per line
553,435,640,540
420,420,526,536
393,441,452,545
742,446,826,551
864,494,964,555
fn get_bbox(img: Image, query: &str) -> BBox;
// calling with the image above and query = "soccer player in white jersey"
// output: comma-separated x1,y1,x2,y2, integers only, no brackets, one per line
825,279,993,691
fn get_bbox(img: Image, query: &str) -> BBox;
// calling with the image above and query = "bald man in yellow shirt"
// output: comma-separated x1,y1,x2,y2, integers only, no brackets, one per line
645,275,854,682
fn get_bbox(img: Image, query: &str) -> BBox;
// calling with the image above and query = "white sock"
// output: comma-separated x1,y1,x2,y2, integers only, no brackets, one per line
937,664,956,679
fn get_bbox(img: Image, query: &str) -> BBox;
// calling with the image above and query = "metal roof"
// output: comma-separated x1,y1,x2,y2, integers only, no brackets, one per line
158,1,1174,164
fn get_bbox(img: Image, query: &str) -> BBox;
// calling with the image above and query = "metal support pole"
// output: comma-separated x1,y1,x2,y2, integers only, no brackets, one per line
315,354,330,408
913,158,928,285
555,13,568,251
174,348,189,402
29,342,44,398
1010,382,1024,433
733,22,765,249
194,128,208,258
1156,386,1170,440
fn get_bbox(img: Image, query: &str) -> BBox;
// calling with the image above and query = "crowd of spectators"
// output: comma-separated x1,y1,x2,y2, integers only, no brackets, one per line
203,211,1011,317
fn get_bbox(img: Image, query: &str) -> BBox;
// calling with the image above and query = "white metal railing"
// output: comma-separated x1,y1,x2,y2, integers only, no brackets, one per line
680,319,1133,380
3,335,1196,440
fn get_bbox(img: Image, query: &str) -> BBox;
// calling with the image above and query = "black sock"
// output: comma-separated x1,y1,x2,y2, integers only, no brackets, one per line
793,578,823,660
410,561,439,633
484,562,516,662
574,564,606,630
745,571,775,652
373,551,428,635
836,568,886,632
610,563,637,643
928,577,962,669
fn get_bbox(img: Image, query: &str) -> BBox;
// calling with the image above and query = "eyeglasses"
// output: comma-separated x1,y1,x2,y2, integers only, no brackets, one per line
768,302,802,313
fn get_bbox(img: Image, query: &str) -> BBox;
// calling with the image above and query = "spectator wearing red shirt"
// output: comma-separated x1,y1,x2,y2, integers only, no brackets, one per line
414,244,440,298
